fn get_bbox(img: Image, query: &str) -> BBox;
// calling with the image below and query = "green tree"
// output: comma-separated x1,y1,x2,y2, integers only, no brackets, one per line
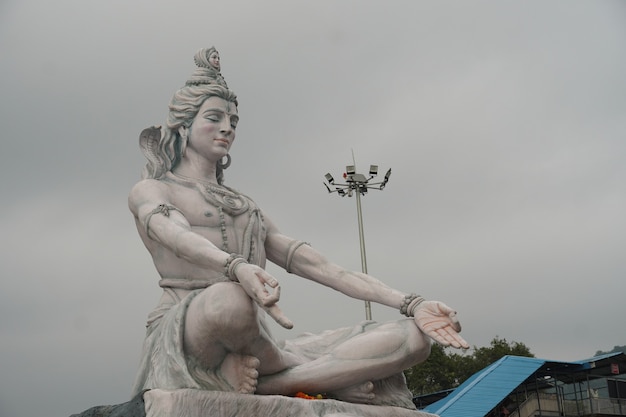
405,336,534,395
595,345,626,356
472,336,534,371
404,344,457,395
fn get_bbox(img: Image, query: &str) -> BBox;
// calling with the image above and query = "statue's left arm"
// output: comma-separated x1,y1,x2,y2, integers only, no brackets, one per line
264,217,469,349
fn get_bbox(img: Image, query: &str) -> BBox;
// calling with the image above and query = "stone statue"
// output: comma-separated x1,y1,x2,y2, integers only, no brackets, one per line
129,47,469,409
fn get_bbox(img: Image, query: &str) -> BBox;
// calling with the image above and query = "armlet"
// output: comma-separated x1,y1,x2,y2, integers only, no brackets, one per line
285,240,310,273
144,203,183,240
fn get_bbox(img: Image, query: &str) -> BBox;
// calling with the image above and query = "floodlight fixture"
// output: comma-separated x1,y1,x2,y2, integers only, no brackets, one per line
346,165,356,175
383,168,392,184
369,165,378,176
325,173,335,184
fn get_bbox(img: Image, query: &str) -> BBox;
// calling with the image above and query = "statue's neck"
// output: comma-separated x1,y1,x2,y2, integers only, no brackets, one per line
173,158,218,185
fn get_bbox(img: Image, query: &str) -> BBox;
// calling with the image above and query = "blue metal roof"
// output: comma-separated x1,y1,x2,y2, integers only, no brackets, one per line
423,355,545,417
422,352,625,417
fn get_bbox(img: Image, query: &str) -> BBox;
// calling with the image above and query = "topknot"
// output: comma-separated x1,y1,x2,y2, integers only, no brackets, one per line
186,47,228,88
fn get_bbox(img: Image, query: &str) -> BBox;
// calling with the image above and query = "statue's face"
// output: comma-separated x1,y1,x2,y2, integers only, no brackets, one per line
209,52,220,71
187,96,238,161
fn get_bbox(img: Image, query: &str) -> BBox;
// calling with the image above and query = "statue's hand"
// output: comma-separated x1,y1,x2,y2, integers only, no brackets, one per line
413,301,469,349
234,264,294,329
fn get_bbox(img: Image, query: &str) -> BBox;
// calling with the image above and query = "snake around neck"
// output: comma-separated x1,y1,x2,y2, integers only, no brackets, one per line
166,171,250,216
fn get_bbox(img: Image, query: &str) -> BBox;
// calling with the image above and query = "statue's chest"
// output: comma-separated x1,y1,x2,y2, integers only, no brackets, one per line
167,182,266,261
186,204,224,226
170,185,256,231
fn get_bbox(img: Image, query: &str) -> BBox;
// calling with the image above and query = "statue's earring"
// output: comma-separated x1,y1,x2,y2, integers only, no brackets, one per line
181,136,188,157
218,154,232,169
178,126,189,157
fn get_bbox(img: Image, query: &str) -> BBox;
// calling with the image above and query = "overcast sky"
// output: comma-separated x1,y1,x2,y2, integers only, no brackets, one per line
1,1,625,416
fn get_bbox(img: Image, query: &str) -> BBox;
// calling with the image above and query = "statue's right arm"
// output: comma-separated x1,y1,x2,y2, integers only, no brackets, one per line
128,179,229,272
128,180,294,329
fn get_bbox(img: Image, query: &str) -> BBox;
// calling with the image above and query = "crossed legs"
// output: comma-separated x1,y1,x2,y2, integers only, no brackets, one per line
183,282,431,401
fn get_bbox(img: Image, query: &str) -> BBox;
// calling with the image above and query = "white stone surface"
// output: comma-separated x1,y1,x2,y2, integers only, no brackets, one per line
144,389,437,417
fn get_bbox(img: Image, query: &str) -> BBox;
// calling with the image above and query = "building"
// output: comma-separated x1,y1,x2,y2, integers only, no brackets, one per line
417,352,626,417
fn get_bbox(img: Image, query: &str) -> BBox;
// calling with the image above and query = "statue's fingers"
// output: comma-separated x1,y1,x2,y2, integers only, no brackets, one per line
430,328,452,346
449,330,469,349
257,269,279,288
446,334,469,350
457,335,470,349
435,302,456,316
265,304,293,329
442,332,462,349
245,270,280,306
261,284,281,307
443,311,462,333
434,327,469,350
450,317,462,333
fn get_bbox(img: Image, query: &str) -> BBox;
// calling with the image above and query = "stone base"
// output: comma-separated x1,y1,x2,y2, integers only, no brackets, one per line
144,389,437,417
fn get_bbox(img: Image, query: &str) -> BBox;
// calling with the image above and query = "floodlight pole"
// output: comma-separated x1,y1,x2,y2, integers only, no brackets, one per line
354,187,372,320
323,159,391,321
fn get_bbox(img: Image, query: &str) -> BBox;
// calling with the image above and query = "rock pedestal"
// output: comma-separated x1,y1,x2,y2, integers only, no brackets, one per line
72,389,438,417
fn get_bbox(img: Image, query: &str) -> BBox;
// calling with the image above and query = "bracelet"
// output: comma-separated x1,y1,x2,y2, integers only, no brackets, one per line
224,253,247,282
407,296,426,317
400,293,425,317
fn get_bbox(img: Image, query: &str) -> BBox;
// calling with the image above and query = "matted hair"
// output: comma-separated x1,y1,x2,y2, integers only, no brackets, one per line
141,51,238,183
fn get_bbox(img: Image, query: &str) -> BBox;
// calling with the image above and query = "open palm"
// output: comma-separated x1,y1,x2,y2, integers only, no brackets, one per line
414,300,469,349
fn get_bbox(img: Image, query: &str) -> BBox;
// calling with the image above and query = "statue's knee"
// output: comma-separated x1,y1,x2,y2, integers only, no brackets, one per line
409,326,431,363
388,319,431,364
200,282,258,334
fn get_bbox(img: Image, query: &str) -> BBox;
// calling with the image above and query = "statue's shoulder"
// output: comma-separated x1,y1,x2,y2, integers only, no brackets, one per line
128,177,173,208
130,177,169,192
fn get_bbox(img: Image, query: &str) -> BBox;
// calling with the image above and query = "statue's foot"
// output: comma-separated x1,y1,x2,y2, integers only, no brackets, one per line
220,353,260,394
330,381,375,404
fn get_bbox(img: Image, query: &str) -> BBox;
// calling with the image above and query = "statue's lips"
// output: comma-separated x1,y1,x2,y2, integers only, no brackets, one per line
214,139,229,145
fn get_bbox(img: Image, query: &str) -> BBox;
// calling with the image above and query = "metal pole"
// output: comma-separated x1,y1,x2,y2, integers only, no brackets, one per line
323,158,390,321
354,188,372,320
